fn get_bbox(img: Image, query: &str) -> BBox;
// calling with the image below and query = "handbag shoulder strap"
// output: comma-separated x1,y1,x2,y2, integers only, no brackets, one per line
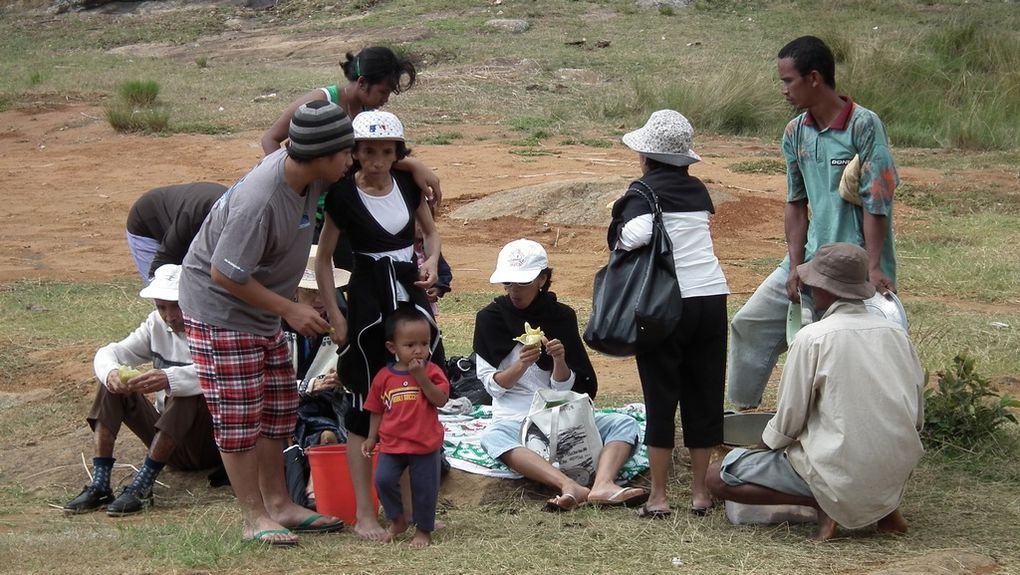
627,179,664,223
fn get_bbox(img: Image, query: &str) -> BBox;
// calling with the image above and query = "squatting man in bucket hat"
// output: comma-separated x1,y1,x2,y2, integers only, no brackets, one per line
706,243,925,542
64,264,223,516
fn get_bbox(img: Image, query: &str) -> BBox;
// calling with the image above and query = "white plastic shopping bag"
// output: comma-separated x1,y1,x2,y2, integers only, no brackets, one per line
520,389,603,485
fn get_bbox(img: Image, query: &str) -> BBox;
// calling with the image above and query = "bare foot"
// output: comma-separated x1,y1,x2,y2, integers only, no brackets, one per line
382,515,410,543
643,491,672,516
354,516,389,542
810,508,839,542
409,528,431,549
876,508,909,535
691,487,713,513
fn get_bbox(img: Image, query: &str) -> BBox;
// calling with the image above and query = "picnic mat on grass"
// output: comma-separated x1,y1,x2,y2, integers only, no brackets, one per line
441,403,650,481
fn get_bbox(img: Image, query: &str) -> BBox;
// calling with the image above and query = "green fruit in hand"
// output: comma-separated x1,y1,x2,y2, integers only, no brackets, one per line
514,322,545,346
118,366,143,384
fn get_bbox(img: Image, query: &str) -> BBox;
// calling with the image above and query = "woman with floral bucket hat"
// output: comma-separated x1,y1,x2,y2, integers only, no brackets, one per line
606,110,730,518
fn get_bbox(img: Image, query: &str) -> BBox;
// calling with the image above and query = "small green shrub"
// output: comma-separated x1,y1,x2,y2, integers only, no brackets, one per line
923,353,1020,450
29,71,43,85
118,80,160,106
195,56,208,68
658,5,674,16
105,103,170,133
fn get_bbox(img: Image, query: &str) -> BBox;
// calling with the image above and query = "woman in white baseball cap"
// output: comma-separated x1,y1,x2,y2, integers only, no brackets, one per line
607,110,730,518
312,109,445,541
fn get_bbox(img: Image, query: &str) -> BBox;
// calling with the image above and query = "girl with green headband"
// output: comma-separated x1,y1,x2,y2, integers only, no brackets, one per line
261,47,442,205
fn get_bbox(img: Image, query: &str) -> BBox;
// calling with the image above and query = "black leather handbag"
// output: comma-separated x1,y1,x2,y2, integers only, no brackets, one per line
583,181,683,357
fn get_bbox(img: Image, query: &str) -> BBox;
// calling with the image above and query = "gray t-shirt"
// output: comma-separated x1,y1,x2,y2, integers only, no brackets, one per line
179,149,324,336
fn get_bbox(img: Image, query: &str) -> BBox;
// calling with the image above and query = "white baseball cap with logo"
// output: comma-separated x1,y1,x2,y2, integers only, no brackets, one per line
489,239,549,284
352,110,405,142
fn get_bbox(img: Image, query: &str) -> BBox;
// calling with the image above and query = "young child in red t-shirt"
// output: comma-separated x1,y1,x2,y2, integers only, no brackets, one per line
363,307,450,548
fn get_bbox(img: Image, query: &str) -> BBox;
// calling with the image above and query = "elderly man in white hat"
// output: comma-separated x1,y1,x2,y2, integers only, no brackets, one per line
64,264,221,516
706,243,924,541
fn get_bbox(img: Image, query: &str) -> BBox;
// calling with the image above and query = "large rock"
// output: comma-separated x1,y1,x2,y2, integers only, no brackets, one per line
450,178,734,227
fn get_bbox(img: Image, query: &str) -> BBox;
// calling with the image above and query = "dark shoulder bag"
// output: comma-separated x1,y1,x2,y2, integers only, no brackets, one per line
583,181,683,357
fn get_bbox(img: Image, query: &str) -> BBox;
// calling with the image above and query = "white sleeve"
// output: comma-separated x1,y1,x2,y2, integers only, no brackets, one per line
616,213,654,251
475,352,508,399
164,365,202,397
550,369,575,391
93,314,157,389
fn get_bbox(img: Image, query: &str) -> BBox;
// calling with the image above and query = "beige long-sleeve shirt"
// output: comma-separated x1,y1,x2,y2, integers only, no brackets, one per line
763,300,925,529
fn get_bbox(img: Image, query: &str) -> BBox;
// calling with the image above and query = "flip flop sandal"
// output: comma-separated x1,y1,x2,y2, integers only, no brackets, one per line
244,528,299,547
636,505,672,520
290,513,345,533
543,493,580,512
690,503,715,517
588,487,650,508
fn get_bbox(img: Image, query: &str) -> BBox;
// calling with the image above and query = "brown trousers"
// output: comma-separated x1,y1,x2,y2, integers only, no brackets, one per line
87,386,221,471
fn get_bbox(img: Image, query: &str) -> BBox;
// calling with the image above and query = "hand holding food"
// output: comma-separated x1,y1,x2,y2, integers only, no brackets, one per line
118,366,143,384
514,322,545,346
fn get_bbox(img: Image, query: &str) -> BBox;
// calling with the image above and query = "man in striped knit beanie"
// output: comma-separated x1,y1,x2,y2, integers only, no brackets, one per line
178,100,354,547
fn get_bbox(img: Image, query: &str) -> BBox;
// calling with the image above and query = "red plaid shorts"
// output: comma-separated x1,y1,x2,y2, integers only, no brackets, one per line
184,316,298,452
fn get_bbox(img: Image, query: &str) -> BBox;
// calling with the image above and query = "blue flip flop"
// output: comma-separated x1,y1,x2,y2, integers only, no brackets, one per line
290,513,344,533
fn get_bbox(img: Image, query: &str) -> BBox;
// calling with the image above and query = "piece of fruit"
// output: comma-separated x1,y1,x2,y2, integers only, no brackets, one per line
118,366,143,384
514,322,545,346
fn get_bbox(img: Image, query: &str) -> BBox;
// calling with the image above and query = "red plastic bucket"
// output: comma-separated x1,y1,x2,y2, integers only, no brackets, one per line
306,444,378,525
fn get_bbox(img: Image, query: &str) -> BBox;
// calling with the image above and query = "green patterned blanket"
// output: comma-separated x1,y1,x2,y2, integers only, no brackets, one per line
441,403,650,481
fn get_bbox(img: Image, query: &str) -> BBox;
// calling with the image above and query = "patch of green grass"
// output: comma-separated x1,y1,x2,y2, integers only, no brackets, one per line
728,159,786,175
105,103,170,133
419,131,463,145
897,181,1020,216
194,56,208,69
509,116,552,132
897,211,1020,303
509,148,560,157
904,300,1020,377
171,122,233,135
117,80,160,106
0,280,152,345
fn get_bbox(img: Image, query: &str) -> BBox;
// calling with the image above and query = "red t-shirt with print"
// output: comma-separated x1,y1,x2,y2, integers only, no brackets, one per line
364,362,450,455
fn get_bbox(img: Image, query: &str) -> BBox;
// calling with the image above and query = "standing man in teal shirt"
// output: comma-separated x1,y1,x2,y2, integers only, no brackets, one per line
727,36,900,410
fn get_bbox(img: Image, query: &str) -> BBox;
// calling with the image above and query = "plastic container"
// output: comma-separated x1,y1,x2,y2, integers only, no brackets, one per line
725,500,817,525
306,444,378,525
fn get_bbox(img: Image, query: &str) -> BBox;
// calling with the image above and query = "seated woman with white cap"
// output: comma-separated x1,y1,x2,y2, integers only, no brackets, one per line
474,239,648,512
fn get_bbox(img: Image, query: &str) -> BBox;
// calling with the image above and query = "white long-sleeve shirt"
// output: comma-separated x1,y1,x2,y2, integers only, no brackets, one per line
93,310,200,413
476,343,575,422
617,211,729,298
